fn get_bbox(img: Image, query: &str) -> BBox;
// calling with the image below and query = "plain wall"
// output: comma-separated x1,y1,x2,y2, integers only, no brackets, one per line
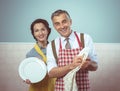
0,43,120,91
0,0,120,43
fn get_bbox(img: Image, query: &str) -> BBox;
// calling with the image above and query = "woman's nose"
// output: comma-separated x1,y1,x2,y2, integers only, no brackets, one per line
39,30,43,34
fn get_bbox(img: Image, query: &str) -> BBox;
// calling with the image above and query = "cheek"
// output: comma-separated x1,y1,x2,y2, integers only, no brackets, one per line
44,32,49,37
33,32,38,37
54,25,59,30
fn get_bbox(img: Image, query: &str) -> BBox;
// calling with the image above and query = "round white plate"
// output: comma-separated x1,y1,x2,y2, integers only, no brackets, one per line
18,57,47,83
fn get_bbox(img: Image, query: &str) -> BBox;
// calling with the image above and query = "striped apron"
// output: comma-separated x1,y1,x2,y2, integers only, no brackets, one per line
55,32,90,91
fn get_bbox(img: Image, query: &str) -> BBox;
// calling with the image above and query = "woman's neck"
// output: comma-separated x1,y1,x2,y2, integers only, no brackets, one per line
37,41,47,48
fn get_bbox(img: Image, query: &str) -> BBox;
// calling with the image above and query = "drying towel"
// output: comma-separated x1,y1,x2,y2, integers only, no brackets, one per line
63,66,80,91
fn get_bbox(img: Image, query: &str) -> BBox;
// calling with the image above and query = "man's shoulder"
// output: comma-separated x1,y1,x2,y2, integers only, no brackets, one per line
75,31,88,35
47,37,60,50
75,32,93,42
50,37,60,44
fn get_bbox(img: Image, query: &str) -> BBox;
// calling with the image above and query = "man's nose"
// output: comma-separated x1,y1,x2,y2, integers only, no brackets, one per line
60,24,64,29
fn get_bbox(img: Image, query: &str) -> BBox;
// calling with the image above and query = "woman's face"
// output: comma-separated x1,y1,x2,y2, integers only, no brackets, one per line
33,23,48,42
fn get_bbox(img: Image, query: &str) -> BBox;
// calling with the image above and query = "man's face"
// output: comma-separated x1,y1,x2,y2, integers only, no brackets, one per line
52,13,72,38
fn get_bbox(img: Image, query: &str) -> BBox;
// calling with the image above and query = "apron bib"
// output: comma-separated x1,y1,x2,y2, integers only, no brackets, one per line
55,32,90,91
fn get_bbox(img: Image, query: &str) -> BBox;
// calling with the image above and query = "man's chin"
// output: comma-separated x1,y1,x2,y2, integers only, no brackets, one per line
61,34,69,38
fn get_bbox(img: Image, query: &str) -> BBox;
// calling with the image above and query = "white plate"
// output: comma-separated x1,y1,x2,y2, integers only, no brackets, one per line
18,57,47,83
78,47,90,61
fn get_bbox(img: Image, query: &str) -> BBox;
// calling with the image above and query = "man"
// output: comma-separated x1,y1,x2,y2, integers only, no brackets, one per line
47,9,98,91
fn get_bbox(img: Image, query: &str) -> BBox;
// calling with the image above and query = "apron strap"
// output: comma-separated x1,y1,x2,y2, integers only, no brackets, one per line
34,43,47,63
51,40,58,64
80,33,84,48
74,32,84,49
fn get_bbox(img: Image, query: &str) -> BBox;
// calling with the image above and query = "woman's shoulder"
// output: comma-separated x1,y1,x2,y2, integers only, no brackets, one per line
26,47,38,58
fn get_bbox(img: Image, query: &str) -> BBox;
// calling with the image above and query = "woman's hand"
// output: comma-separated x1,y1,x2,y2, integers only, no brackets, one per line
23,79,31,84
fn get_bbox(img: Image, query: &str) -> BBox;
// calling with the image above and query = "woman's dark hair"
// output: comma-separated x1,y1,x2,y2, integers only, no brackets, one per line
30,19,51,41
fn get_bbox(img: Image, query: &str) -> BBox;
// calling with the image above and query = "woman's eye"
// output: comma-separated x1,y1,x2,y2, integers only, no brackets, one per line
34,29,39,32
41,28,45,31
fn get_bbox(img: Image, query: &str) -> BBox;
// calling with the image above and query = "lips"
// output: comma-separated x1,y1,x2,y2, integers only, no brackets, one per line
60,27,67,33
37,35,45,39
61,29,66,32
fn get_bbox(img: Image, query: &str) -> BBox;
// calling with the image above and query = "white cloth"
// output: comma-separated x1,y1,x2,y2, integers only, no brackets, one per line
63,67,80,91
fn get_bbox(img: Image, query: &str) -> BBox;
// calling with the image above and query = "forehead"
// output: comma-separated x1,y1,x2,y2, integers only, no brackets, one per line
34,23,45,27
33,23,46,30
52,13,69,22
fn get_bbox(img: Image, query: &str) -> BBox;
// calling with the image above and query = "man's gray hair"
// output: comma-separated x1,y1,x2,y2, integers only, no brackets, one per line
51,9,71,20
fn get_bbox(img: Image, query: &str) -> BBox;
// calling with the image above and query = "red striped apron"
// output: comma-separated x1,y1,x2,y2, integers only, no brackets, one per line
55,32,90,91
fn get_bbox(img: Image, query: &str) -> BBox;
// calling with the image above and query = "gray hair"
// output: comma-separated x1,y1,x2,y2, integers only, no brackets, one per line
51,9,71,20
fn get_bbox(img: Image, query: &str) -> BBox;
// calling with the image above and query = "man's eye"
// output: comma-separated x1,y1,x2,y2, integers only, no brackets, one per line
55,23,59,26
63,20,67,24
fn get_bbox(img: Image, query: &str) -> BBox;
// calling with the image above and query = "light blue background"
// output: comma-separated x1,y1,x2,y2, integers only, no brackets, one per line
0,0,120,43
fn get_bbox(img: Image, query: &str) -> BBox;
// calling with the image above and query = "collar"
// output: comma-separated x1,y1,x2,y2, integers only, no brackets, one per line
60,31,75,43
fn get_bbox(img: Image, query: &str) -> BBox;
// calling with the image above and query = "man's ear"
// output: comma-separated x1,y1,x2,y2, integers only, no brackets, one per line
70,19,72,25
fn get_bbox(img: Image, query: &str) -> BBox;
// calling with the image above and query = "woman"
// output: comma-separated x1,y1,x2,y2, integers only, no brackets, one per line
25,19,55,91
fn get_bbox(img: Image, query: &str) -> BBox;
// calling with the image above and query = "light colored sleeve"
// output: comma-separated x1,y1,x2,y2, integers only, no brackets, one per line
84,34,98,63
46,41,57,73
